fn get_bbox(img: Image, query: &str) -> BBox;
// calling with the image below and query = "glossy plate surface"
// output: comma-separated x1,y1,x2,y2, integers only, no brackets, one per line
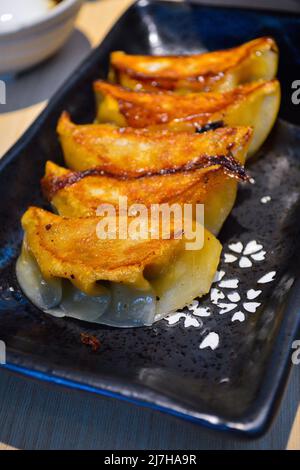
1,0,300,436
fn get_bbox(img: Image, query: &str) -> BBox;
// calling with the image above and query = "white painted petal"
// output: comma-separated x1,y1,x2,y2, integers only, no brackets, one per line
228,241,243,254
165,312,186,325
210,288,225,304
199,332,219,350
243,240,263,255
261,196,271,204
231,311,245,322
219,377,230,384
224,253,238,263
243,302,261,313
193,307,211,317
186,299,199,311
227,292,241,302
218,303,237,314
257,271,276,284
213,270,225,283
184,316,200,328
247,289,262,300
251,251,266,261
239,256,252,268
218,279,239,289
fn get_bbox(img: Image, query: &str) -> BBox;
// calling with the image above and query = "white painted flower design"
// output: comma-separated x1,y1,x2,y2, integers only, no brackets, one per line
164,232,277,353
210,270,239,307
214,287,262,322
211,267,277,322
224,240,266,268
165,299,211,328
210,279,262,322
210,269,266,322
230,288,262,322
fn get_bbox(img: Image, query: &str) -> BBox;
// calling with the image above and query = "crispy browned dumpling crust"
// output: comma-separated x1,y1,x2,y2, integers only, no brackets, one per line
109,37,278,92
94,79,279,130
57,112,252,175
41,159,247,236
18,37,281,325
22,207,182,291
22,207,222,298
42,160,247,207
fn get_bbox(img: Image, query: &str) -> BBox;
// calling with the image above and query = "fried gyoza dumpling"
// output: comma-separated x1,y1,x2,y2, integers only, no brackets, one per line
17,207,222,327
57,112,252,175
42,156,248,236
109,37,278,92
94,80,280,157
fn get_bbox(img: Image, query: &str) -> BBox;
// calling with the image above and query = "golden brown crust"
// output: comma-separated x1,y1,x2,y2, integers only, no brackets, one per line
22,207,183,293
94,79,278,128
41,159,247,221
42,154,248,201
57,112,252,175
110,37,278,91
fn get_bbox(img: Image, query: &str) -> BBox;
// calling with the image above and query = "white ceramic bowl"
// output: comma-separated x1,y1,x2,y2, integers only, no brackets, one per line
0,0,83,74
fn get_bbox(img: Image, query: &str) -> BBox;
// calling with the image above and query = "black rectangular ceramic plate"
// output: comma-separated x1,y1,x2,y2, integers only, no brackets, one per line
1,0,300,437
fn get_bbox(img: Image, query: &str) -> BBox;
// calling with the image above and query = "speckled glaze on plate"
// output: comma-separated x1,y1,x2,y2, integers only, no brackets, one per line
1,0,300,436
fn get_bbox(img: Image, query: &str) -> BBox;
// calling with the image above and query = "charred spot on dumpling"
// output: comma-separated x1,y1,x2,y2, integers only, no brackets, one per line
195,121,224,134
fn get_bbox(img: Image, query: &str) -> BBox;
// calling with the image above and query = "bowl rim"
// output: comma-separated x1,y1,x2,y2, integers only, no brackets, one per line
0,0,82,38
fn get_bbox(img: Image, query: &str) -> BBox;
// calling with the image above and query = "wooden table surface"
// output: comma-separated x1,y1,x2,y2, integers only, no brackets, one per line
0,0,299,450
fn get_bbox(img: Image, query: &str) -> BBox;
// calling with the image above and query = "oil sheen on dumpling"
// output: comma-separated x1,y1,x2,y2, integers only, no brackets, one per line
94,79,280,157
109,37,278,92
42,153,249,236
57,114,252,174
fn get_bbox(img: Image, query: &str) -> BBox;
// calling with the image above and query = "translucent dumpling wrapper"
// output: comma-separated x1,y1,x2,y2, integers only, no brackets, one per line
94,79,280,157
57,113,252,175
109,37,278,92
17,207,222,327
42,153,249,236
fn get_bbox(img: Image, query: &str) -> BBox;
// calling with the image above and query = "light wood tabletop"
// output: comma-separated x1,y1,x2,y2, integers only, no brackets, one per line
0,0,299,450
